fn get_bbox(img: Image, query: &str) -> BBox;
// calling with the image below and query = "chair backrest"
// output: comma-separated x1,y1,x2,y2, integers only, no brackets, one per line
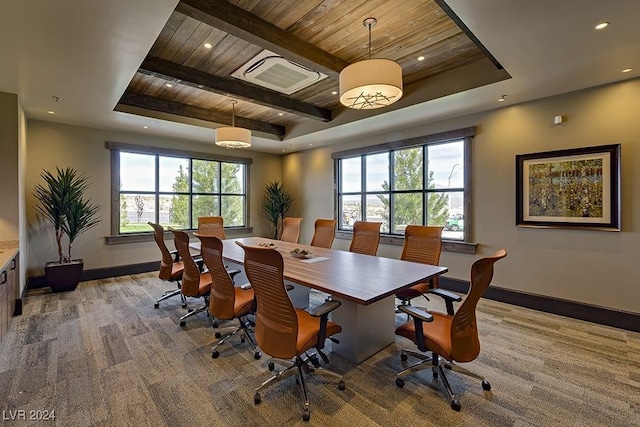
310,219,337,249
170,229,201,296
450,249,507,362
198,235,235,320
197,216,226,239
237,242,298,359
401,225,443,288
148,222,175,280
349,221,382,255
280,217,303,243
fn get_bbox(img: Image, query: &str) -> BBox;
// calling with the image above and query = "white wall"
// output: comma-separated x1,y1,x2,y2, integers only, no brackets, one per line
25,120,282,276
283,78,640,314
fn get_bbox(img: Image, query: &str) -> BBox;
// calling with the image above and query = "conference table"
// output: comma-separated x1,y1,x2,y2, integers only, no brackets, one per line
191,236,447,364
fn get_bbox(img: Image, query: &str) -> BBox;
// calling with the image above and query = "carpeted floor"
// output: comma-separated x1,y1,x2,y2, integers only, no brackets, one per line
1,272,639,426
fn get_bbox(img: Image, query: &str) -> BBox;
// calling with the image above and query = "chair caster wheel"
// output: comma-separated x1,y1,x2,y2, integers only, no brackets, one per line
395,378,405,388
187,308,193,313
268,362,275,371
482,380,491,391
181,303,187,309
444,363,452,370
254,351,261,360
302,410,310,421
212,350,219,359
213,322,218,328
180,321,186,327
214,332,221,339
451,400,461,411
338,380,345,391
254,393,261,404
400,353,408,362
153,303,159,309
241,337,246,343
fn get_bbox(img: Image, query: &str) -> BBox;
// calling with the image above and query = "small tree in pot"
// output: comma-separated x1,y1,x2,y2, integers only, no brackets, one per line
261,181,294,240
33,167,101,292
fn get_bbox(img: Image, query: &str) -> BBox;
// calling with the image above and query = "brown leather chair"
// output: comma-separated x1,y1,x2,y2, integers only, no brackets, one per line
395,225,444,306
170,228,213,327
394,249,507,411
280,217,303,243
198,235,260,360
349,221,382,255
197,216,226,238
238,242,345,422
310,219,337,249
148,222,186,309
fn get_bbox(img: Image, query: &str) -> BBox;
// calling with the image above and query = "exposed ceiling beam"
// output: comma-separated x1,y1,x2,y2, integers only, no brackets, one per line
117,91,285,136
139,57,332,122
175,0,349,78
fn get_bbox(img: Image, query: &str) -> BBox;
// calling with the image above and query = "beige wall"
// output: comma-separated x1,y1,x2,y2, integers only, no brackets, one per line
0,92,19,240
283,78,640,314
26,120,282,276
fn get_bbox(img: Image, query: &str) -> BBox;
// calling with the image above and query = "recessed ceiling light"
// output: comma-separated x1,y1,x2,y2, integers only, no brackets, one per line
331,91,337,95
595,22,609,30
166,83,173,88
282,149,286,152
622,68,633,73
278,113,283,116
204,43,212,49
143,126,148,129
417,56,425,61
309,144,313,146
47,111,55,114
498,95,506,102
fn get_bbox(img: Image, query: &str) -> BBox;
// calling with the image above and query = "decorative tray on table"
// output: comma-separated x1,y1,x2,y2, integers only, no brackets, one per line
290,248,313,259
257,242,277,248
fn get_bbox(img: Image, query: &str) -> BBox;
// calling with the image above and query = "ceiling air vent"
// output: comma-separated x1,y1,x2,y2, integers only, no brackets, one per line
231,49,326,94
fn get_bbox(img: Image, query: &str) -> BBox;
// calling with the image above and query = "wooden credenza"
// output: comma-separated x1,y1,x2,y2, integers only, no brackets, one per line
0,251,18,342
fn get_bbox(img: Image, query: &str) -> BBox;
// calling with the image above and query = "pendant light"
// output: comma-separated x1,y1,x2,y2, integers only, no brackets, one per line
215,100,251,149
339,18,403,109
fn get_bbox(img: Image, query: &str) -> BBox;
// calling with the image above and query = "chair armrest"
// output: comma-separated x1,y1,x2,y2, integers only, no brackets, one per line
285,284,295,291
308,300,341,317
397,305,433,323
308,300,342,351
398,305,433,353
170,250,180,262
240,283,252,290
428,288,461,316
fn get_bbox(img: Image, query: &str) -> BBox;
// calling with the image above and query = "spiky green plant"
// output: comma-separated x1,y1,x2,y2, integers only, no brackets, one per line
261,181,294,239
33,167,101,263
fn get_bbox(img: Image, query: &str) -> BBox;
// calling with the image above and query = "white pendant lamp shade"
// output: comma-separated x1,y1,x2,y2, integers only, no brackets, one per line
215,100,251,149
215,126,251,149
339,58,403,109
339,17,403,110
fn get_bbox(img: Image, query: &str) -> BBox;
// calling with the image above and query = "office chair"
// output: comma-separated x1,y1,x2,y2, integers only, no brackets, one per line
394,249,507,411
238,242,345,422
349,221,382,256
197,216,226,238
198,234,260,360
310,219,337,249
280,217,303,243
395,225,443,307
170,229,213,327
148,222,186,309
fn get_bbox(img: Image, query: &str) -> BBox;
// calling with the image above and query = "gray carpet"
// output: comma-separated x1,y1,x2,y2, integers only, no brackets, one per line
1,272,639,426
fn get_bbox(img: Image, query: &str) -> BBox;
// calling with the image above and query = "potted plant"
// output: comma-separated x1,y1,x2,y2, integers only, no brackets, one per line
261,181,294,239
33,167,101,292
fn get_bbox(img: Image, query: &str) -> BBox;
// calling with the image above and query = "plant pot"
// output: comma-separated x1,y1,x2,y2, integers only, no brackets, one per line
45,259,84,293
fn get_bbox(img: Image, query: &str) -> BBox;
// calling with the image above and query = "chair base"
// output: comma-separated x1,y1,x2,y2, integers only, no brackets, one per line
254,352,345,421
179,296,210,327
154,287,187,309
396,351,490,411
211,316,260,360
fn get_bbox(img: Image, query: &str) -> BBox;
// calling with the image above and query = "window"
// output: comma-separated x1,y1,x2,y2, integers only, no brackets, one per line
333,128,473,242
108,142,251,236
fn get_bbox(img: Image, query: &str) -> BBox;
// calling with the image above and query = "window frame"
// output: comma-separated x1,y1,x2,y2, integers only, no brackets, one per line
331,127,476,254
106,141,252,243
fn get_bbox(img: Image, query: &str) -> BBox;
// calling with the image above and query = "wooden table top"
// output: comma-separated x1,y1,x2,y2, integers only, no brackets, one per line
194,236,448,306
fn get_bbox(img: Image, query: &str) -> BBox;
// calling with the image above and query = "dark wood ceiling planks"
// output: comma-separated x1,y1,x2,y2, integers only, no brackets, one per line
117,0,497,139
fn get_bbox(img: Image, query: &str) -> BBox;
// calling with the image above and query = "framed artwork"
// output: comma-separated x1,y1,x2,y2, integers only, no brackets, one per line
516,144,621,230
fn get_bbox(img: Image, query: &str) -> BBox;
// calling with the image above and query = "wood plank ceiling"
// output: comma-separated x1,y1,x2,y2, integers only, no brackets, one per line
116,0,499,140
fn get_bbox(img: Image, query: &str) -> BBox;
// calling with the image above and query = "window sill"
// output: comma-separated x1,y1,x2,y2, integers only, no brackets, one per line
105,227,254,245
335,231,477,254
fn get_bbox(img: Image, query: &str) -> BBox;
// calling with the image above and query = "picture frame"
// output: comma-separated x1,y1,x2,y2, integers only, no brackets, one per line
516,144,621,230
